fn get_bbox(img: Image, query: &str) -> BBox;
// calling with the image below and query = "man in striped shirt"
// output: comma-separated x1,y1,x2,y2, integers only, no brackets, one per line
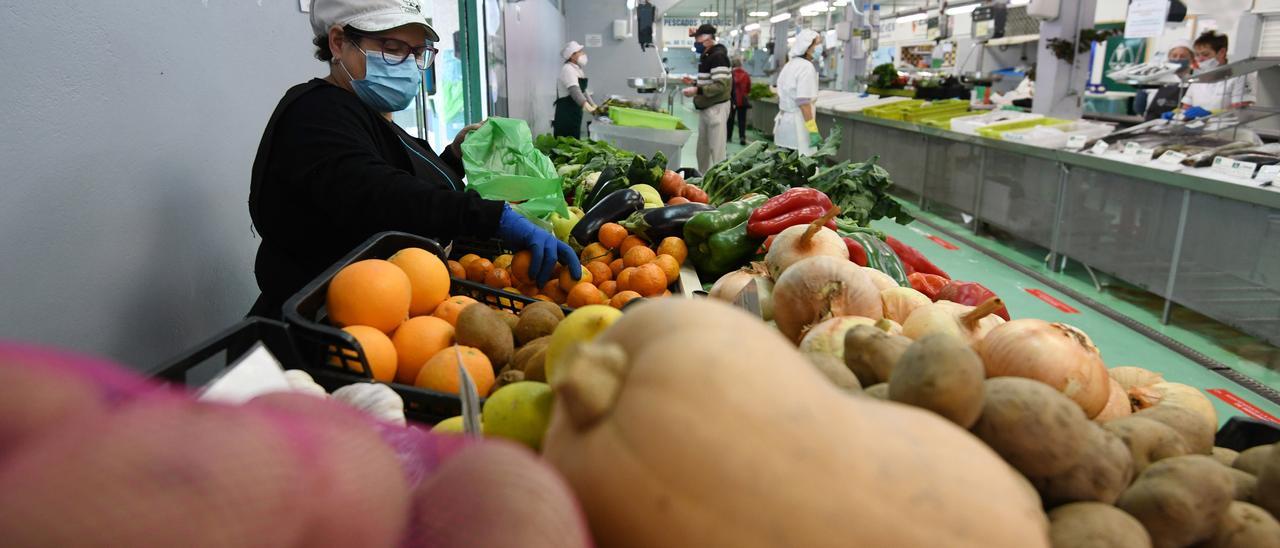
682,24,732,173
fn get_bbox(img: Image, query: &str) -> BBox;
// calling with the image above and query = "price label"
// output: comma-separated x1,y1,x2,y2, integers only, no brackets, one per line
1158,150,1188,165
1091,140,1111,155
1256,164,1280,183
1066,135,1088,150
1123,142,1142,156
1136,147,1155,161
1214,157,1258,178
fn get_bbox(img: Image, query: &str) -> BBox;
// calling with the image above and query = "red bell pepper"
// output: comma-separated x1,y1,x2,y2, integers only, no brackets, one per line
884,236,950,280
908,273,949,301
937,281,1010,320
746,188,838,238
844,237,869,267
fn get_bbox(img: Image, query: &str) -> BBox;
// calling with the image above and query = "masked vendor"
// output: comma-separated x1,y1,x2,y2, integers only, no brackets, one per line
247,0,579,318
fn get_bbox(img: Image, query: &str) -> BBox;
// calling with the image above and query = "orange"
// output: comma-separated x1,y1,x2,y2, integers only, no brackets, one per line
585,261,612,283
580,243,614,265
464,258,493,283
326,259,412,333
510,250,534,285
458,254,483,268
446,260,466,279
597,223,628,250
656,237,688,265
559,267,592,291
609,258,625,277
619,235,648,256
415,345,495,397
484,267,513,289
610,290,643,309
492,254,513,270
566,282,606,308
630,263,668,297
388,248,451,316
533,294,553,302
431,295,479,327
623,246,657,268
598,280,618,299
541,279,567,304
616,267,638,292
390,316,454,385
339,325,397,383
653,254,681,285
517,283,540,297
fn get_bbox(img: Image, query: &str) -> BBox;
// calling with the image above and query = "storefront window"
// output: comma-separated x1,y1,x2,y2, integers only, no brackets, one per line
390,1,471,150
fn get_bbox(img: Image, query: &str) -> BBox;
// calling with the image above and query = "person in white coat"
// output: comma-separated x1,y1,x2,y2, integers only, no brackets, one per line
773,29,823,155
1182,31,1256,112
552,41,598,138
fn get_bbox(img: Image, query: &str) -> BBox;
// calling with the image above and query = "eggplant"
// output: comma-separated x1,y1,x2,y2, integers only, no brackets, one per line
570,189,646,247
620,203,715,242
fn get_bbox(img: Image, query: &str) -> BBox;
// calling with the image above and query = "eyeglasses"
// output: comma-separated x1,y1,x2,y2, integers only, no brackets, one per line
347,30,438,70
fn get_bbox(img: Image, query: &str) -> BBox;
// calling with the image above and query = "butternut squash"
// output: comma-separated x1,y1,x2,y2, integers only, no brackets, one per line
542,299,1049,548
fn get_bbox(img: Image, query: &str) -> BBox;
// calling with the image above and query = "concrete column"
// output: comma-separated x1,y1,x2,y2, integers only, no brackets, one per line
1032,0,1097,119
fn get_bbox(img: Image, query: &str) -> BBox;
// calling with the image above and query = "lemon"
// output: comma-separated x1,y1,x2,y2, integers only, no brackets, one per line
481,381,553,450
545,304,623,381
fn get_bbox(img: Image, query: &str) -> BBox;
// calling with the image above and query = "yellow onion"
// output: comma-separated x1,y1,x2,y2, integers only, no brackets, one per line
708,263,775,321
976,319,1111,418
861,267,899,291
880,287,931,324
1092,378,1132,422
764,208,848,280
772,256,882,344
901,298,1005,343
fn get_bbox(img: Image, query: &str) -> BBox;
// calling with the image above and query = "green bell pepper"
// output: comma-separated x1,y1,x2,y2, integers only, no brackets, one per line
843,230,910,287
684,194,768,277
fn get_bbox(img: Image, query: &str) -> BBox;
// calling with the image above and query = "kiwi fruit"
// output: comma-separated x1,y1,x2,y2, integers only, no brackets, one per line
522,344,550,382
510,336,551,373
499,311,520,332
493,369,525,391
456,304,514,368
515,302,564,346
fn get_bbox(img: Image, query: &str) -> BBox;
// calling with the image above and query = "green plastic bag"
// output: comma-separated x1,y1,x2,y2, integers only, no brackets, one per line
461,117,569,230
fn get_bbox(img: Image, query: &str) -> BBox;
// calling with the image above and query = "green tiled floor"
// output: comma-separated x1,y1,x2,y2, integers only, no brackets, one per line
673,102,1280,425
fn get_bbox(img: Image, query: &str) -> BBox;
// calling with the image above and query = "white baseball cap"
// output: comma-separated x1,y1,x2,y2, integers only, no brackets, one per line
310,0,440,42
561,41,585,61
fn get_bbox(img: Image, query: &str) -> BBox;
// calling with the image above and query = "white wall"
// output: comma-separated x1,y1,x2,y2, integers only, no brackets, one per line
563,0,679,101
504,0,566,135
0,1,317,368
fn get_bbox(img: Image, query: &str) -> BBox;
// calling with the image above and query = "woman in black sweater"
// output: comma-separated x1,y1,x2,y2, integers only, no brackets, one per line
248,0,578,318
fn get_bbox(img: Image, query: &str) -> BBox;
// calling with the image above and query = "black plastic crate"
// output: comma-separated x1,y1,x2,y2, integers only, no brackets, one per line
149,318,303,389
282,231,559,424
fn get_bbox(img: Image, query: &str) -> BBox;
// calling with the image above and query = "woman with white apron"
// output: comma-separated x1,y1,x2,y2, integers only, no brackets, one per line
773,29,823,155
1181,31,1256,112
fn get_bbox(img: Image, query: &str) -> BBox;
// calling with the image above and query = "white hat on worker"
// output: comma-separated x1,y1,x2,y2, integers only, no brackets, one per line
1167,39,1194,56
789,29,820,58
562,41,585,61
310,0,440,42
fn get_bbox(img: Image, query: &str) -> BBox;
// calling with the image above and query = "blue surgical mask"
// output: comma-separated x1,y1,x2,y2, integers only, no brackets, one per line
341,49,422,112
811,43,824,60
695,41,706,55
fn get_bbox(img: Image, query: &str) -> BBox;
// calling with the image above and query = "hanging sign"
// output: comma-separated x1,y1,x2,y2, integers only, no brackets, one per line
1124,0,1171,39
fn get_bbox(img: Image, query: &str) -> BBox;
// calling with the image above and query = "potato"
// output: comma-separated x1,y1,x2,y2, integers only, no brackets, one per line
1102,416,1190,472
862,383,889,400
1031,423,1134,506
1115,455,1235,548
972,377,1092,478
1255,443,1280,517
1212,447,1240,467
887,334,985,428
1225,468,1257,502
1048,502,1152,548
803,351,862,393
1233,444,1275,476
844,325,911,386
1200,501,1280,548
1132,404,1214,455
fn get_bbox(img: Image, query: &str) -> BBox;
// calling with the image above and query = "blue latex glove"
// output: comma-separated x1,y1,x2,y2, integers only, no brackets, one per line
1163,106,1212,121
495,205,581,287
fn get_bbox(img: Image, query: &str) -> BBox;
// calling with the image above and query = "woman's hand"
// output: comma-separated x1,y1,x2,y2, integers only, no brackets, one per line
447,121,485,158
495,205,581,287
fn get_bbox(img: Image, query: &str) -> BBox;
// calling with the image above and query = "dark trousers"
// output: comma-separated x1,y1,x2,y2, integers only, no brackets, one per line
727,104,749,142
